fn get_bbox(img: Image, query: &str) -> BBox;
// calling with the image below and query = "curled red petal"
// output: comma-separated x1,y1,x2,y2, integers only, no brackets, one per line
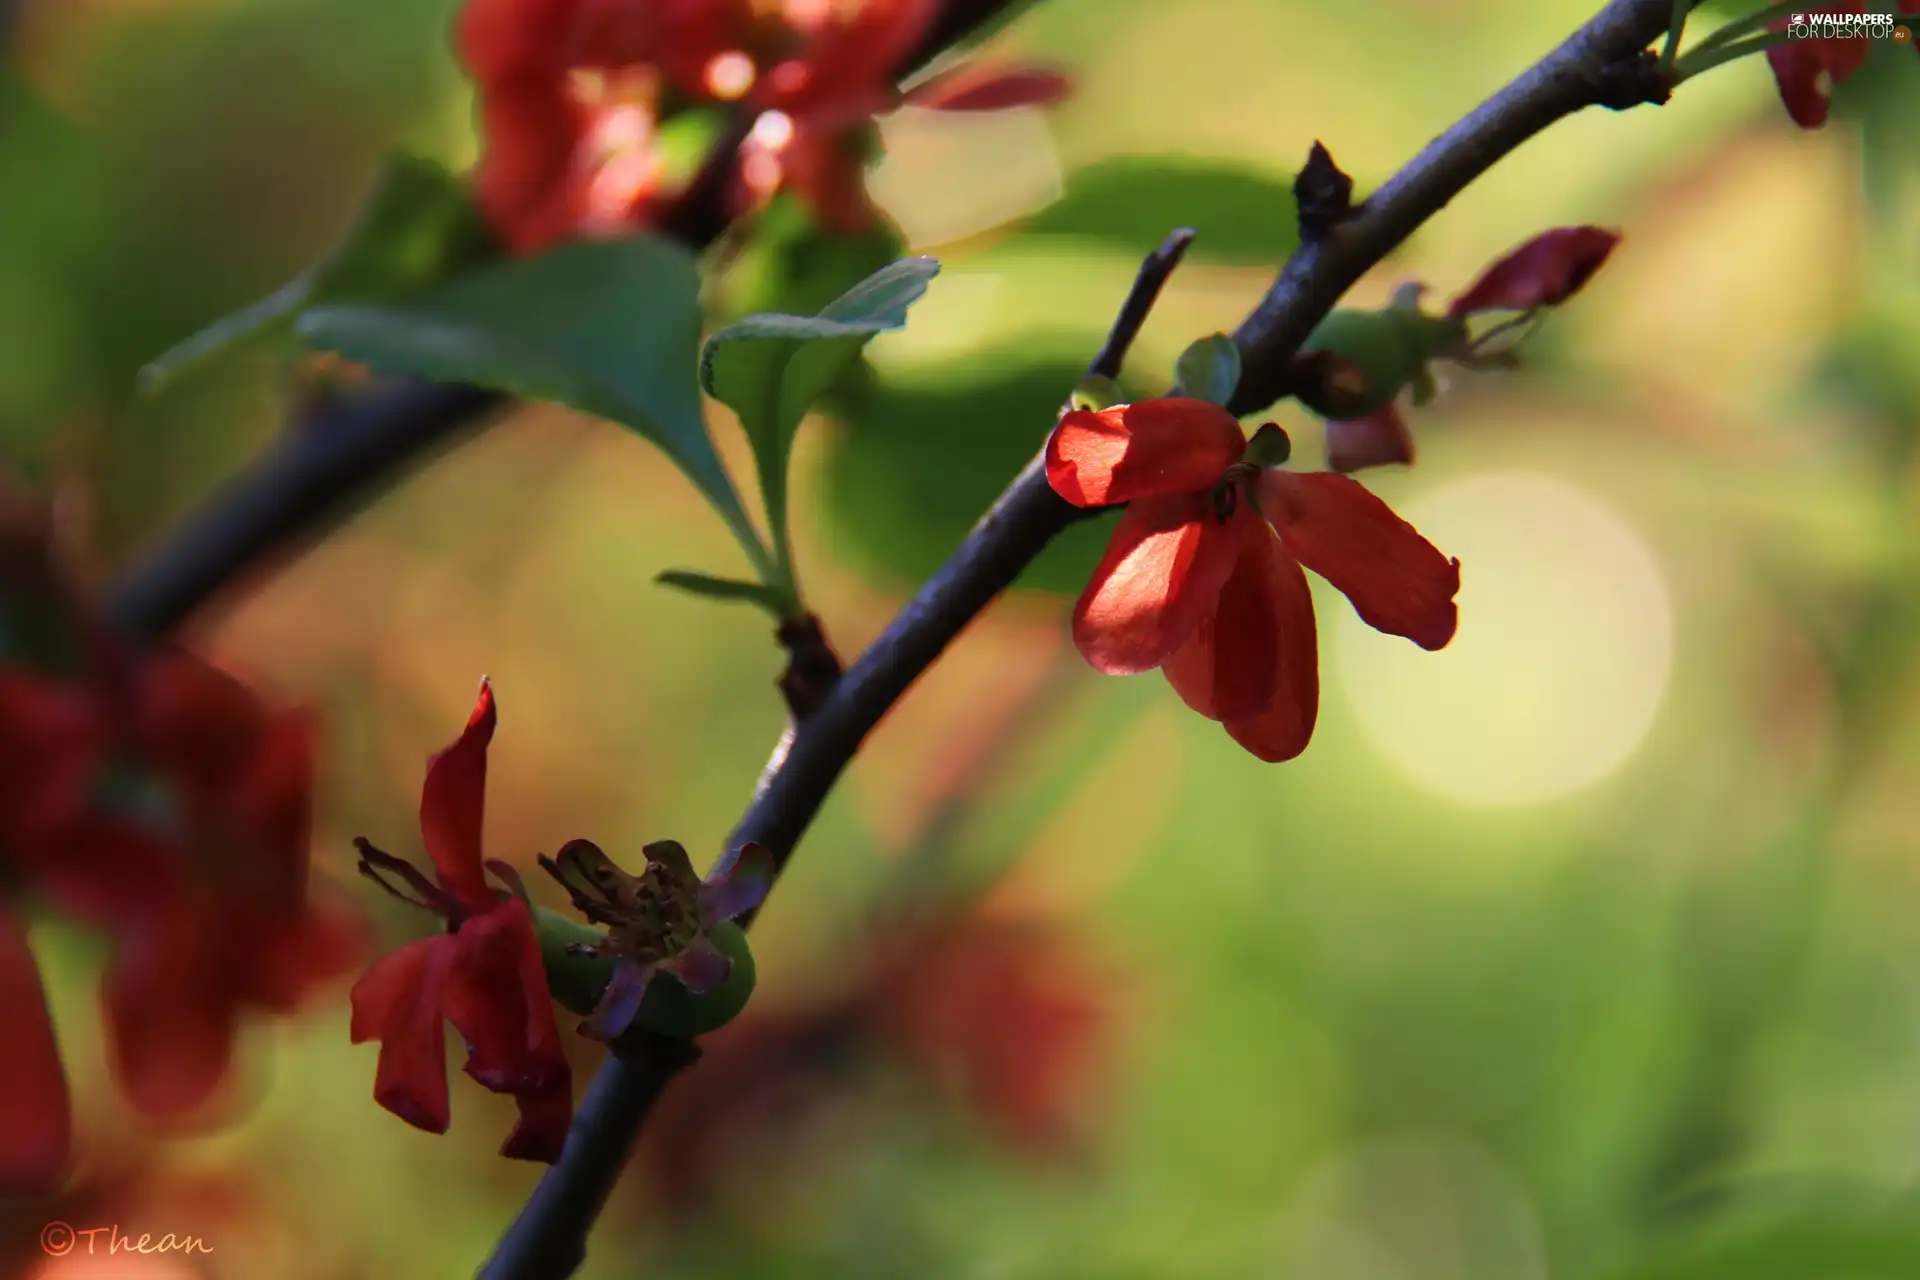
1260,471,1460,651
1071,493,1244,675
1764,5,1871,130
906,60,1074,112
351,935,458,1135
1046,398,1247,507
26,816,179,931
0,913,70,1197
499,1080,573,1163
1446,226,1622,317
1325,404,1416,474
442,899,570,1099
420,678,498,909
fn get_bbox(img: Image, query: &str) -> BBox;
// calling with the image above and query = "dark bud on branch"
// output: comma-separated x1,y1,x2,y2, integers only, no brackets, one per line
1594,49,1674,111
776,613,844,721
1294,141,1358,238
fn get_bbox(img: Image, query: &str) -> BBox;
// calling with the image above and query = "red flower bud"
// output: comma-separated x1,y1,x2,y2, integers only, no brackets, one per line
1447,225,1621,318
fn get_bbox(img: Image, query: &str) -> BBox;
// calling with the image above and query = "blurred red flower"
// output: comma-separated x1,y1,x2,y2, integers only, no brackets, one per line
639,909,1113,1212
349,679,573,1162
0,505,359,1193
1046,400,1459,762
455,0,1073,248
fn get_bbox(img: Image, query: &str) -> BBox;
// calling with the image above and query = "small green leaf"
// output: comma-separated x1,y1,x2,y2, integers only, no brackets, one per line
299,236,765,570
1174,333,1242,406
656,569,789,614
699,254,940,587
1017,155,1300,263
140,153,488,392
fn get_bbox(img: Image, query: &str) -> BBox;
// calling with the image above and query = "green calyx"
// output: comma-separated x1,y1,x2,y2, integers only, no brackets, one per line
532,908,758,1039
1295,294,1463,419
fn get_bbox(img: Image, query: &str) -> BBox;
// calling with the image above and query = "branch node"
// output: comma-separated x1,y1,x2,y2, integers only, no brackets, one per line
776,613,844,720
1294,141,1359,239
1593,49,1674,111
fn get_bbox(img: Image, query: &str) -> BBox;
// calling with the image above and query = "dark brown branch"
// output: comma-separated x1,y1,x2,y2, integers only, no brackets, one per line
478,228,1195,1280
480,3,1679,1275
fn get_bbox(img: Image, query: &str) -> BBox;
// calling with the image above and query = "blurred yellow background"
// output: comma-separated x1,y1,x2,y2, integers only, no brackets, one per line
4,0,1920,1276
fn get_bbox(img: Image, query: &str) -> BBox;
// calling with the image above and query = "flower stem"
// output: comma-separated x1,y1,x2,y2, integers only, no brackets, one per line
1659,0,1691,72
1674,0,1787,62
1672,28,1794,80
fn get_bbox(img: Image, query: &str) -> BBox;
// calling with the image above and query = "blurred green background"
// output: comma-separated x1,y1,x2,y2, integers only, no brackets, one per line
5,0,1920,1276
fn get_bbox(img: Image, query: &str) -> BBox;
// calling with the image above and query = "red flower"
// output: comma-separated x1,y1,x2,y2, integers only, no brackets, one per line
456,0,730,252
738,1,1073,231
1047,399,1459,762
349,680,573,1162
85,653,359,1117
1765,4,1871,129
866,916,1109,1152
1447,226,1622,318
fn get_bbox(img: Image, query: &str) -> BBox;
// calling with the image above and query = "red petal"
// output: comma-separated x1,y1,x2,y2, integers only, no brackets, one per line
101,910,238,1116
1046,398,1246,507
351,936,457,1135
766,0,941,121
27,816,179,930
1071,494,1244,675
1219,538,1320,763
1765,7,1871,130
906,60,1074,112
1261,471,1460,651
420,679,497,908
443,901,569,1099
456,0,577,83
249,896,365,1012
1447,226,1622,317
0,669,99,847
1325,404,1416,474
1163,520,1317,726
499,1081,573,1163
470,83,586,255
0,914,70,1196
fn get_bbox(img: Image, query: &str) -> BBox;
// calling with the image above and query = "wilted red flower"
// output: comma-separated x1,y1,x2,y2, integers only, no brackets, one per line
540,837,771,1042
1764,4,1871,129
1324,405,1418,475
1447,225,1622,317
1047,399,1459,762
866,916,1109,1152
349,679,573,1162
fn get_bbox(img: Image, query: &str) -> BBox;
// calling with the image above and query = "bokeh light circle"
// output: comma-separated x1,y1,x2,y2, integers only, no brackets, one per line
1332,471,1674,807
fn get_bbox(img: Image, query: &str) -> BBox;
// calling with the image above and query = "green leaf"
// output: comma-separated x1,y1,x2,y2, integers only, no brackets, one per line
819,349,1147,597
656,569,789,614
1016,155,1300,263
140,152,489,392
1174,333,1242,406
710,193,906,325
298,236,764,568
699,254,940,587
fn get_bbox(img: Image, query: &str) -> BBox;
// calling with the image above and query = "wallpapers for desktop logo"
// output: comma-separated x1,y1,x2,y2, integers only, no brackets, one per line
1785,11,1906,40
